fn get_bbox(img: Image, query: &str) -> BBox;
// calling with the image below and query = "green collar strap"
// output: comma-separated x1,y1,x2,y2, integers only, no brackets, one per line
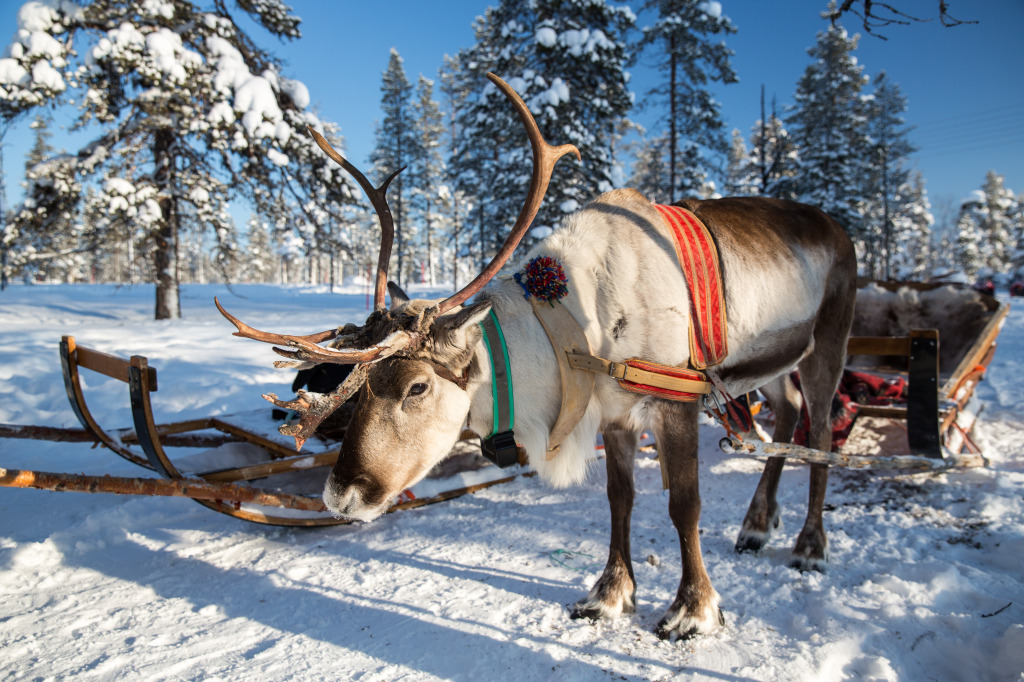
478,309,518,467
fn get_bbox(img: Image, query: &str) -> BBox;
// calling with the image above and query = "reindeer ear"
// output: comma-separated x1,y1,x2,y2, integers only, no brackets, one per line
432,300,493,350
387,281,410,306
445,300,492,330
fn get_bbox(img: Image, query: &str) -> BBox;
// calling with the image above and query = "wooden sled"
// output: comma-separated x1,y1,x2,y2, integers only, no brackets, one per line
724,280,1008,471
0,336,527,527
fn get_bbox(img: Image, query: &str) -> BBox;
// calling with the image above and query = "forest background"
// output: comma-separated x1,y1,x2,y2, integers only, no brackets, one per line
1,0,1022,319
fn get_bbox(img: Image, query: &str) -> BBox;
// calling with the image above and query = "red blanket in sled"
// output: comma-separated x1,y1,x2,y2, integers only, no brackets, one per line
792,370,908,449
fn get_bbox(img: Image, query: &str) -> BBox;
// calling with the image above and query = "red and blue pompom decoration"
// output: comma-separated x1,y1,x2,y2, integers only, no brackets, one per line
514,255,569,304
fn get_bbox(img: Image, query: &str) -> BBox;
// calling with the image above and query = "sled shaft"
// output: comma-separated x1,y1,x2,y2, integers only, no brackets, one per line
0,467,328,512
718,439,986,471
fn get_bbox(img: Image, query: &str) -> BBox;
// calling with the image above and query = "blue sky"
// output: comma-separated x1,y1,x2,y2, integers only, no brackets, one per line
2,0,1023,214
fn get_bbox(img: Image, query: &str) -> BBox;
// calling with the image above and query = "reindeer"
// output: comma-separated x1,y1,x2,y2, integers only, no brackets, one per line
217,74,857,640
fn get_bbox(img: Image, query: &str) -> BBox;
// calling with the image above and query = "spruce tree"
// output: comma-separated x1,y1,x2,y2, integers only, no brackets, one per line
9,115,83,282
452,0,633,253
749,88,798,198
787,21,872,254
409,75,445,285
244,215,277,284
371,49,416,287
438,54,472,289
887,172,933,279
723,129,757,196
0,0,355,318
627,133,671,200
955,191,987,278
864,71,920,279
979,171,1016,275
637,0,737,200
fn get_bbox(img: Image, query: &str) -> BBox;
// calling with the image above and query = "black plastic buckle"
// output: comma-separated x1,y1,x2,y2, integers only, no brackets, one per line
481,430,519,468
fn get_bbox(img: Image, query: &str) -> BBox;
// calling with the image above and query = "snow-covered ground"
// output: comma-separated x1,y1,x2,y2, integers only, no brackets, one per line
1,283,1022,681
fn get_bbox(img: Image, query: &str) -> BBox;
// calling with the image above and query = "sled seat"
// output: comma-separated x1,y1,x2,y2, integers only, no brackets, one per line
60,335,342,482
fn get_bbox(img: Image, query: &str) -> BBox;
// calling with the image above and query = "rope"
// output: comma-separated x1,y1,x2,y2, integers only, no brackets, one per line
549,549,603,572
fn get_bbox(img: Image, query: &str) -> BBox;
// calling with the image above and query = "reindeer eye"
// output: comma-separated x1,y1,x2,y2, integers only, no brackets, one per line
408,383,428,397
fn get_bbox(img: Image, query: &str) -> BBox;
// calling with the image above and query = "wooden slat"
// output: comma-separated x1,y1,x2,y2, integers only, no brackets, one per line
847,336,912,356
855,405,908,419
210,417,308,459
940,302,1009,397
200,451,339,482
74,345,158,390
152,418,216,436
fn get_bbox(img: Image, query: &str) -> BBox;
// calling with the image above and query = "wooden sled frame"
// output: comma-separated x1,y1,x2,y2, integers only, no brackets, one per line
846,281,1008,462
60,335,348,526
2,336,526,527
727,282,1008,471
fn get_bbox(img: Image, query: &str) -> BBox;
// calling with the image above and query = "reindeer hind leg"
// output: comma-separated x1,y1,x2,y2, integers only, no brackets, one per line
735,374,802,553
789,282,856,572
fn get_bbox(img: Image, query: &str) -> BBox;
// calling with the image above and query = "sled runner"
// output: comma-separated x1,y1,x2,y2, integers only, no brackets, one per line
0,336,528,527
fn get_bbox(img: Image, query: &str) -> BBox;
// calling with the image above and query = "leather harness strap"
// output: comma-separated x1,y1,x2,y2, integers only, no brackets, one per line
530,299,595,459
566,353,712,396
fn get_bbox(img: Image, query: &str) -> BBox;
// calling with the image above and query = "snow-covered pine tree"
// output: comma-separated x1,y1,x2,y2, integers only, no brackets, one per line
452,0,633,253
438,53,472,290
243,215,276,284
979,171,1016,276
371,49,416,287
748,87,798,198
6,114,85,282
0,0,357,318
627,132,671,199
954,190,987,279
1011,190,1024,277
887,172,933,279
636,0,737,201
409,75,446,286
786,20,872,257
863,71,920,279
723,129,757,196
447,6,512,269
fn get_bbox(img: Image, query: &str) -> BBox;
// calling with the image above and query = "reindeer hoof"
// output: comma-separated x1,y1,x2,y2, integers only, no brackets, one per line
789,552,829,573
569,590,636,621
569,602,601,620
790,526,829,572
654,590,724,641
734,529,769,553
735,505,781,553
655,607,725,641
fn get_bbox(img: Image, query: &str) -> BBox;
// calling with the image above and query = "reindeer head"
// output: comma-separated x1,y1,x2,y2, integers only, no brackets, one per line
217,73,579,521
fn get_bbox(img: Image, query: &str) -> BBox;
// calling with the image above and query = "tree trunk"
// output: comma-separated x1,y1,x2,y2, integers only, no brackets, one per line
153,127,180,320
669,32,677,202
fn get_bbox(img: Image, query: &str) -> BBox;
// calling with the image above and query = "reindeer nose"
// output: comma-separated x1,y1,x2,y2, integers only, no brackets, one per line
322,476,360,517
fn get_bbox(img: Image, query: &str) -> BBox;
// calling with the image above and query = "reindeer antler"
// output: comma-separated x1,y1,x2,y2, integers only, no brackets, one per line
436,72,581,314
215,297,395,365
307,127,403,311
218,73,578,451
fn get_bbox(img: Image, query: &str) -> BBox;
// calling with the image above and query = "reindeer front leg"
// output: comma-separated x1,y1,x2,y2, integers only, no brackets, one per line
654,401,724,640
571,427,638,620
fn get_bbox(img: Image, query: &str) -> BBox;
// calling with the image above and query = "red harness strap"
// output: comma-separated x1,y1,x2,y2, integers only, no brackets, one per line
653,204,728,370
